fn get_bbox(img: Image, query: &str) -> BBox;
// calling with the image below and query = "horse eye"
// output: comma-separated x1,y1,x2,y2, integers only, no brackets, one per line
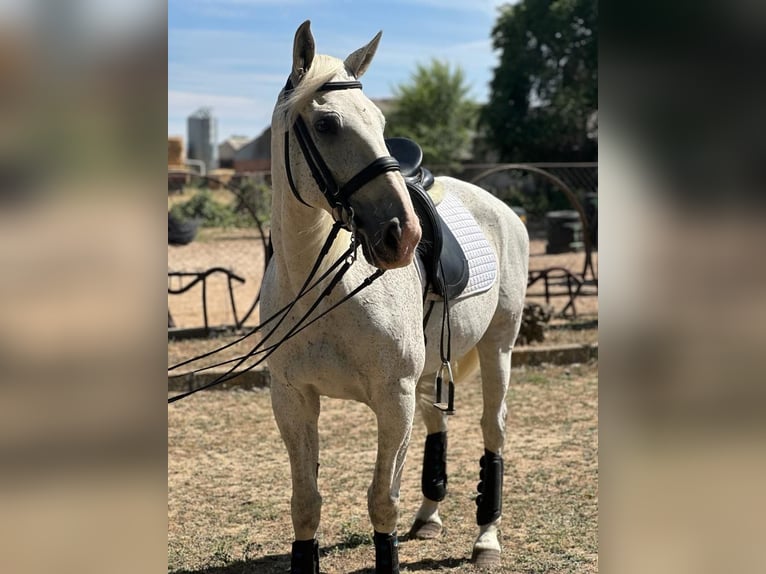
314,116,339,134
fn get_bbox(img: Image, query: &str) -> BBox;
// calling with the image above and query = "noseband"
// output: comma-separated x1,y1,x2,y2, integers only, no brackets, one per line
283,78,401,228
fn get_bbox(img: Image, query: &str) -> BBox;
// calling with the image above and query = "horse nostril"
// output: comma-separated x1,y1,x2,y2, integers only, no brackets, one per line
382,218,402,252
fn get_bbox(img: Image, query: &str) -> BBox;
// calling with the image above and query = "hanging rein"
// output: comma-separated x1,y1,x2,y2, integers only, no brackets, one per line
168,79,396,404
168,78,455,411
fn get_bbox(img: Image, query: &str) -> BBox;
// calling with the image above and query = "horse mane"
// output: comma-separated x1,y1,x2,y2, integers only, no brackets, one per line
275,54,346,127
273,53,354,272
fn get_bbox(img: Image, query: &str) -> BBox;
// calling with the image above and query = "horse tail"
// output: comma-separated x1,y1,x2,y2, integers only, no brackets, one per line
452,347,480,384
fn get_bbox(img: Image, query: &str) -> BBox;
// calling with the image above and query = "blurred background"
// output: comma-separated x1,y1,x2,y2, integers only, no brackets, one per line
2,0,766,572
0,1,167,572
601,2,766,571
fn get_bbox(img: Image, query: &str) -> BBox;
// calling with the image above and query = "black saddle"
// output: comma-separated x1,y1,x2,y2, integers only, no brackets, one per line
385,137,468,300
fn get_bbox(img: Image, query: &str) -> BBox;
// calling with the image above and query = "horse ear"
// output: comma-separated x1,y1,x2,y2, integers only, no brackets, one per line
291,20,315,85
344,31,382,79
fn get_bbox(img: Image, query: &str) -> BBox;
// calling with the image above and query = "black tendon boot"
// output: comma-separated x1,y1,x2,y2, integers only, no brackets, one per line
422,431,448,501
373,530,399,574
475,449,504,525
290,539,319,574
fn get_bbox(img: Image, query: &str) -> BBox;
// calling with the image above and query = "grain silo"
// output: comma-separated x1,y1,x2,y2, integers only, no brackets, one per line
187,107,218,172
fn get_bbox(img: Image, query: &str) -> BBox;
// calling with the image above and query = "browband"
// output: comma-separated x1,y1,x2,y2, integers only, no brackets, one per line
282,76,401,227
283,78,363,93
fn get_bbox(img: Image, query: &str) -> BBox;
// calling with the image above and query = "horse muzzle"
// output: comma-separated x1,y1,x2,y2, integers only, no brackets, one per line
357,213,421,270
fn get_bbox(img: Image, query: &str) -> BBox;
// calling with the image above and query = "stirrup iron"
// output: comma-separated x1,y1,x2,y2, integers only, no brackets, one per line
433,360,455,414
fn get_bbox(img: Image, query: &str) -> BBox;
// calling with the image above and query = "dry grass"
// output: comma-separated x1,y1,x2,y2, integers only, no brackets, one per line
541,317,598,347
168,362,598,573
168,226,598,572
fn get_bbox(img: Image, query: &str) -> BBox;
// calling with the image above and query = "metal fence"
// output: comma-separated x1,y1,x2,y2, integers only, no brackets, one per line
168,162,597,335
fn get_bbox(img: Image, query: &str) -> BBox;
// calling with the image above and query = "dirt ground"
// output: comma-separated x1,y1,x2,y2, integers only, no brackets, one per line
168,362,598,573
168,228,268,329
168,229,598,331
168,223,599,572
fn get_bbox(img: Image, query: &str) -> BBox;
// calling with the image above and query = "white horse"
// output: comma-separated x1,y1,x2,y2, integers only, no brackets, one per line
261,21,529,574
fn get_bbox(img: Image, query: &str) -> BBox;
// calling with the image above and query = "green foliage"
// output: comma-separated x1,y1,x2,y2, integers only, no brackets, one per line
233,180,272,225
385,59,478,168
481,0,597,161
169,189,234,228
169,188,264,228
479,173,569,221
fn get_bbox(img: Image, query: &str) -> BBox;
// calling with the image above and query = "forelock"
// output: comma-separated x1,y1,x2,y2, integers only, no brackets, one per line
276,55,346,126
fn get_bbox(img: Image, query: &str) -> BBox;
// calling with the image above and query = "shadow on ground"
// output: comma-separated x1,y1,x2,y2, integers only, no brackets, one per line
346,556,470,573
170,552,287,574
171,544,469,574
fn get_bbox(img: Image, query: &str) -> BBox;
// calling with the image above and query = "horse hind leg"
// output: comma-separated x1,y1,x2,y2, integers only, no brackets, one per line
270,383,322,574
408,349,480,540
470,337,514,568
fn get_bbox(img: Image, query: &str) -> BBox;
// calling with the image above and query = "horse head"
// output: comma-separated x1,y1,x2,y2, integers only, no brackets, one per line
278,20,422,270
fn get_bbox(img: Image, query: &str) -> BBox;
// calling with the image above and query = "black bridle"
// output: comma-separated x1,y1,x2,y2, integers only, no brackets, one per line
168,82,460,410
168,78,399,404
283,77,401,227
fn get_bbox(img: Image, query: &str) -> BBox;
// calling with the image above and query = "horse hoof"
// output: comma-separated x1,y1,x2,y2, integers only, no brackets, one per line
470,547,501,569
407,518,442,539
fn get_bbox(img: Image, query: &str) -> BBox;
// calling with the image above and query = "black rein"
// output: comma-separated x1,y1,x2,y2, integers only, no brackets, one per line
168,77,397,403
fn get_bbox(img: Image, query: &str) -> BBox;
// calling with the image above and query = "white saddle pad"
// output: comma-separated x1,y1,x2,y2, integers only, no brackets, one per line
428,191,497,300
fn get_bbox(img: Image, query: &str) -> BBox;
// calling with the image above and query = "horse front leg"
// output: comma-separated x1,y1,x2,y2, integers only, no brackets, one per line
407,375,449,539
270,382,322,574
368,386,416,574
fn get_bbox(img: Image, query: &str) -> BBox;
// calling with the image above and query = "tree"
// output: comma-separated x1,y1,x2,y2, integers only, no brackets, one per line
481,0,597,162
385,60,478,168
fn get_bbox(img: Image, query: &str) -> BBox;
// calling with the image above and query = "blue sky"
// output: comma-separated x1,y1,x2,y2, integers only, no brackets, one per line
168,0,514,140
